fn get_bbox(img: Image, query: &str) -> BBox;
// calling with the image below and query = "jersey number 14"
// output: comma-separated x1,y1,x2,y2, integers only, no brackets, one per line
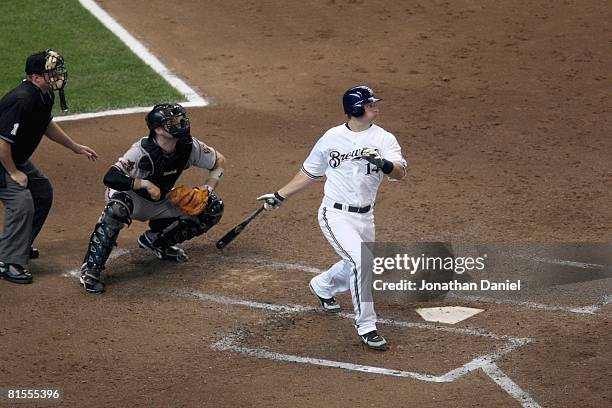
365,162,381,175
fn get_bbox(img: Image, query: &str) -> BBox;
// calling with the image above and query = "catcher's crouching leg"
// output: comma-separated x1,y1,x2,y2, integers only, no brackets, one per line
139,193,224,262
80,192,133,293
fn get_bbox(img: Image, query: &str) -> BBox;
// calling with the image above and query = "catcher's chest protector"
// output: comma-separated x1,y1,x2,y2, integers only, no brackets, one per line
136,137,192,200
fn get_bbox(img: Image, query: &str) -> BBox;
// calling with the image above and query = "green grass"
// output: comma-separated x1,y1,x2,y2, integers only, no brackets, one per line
0,0,184,115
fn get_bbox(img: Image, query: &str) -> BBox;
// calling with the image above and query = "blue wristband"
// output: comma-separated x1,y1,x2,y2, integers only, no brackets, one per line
381,159,394,174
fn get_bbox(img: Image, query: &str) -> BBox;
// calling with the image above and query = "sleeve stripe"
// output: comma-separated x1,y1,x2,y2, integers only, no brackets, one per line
301,166,323,179
0,135,15,144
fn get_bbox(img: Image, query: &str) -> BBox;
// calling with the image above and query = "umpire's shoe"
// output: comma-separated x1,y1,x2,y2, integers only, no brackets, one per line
309,281,340,313
360,330,387,351
80,265,105,294
0,262,32,284
138,232,188,262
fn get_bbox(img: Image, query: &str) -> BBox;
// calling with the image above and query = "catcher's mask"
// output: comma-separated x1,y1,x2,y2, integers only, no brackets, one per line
342,85,382,118
25,49,69,111
146,103,190,139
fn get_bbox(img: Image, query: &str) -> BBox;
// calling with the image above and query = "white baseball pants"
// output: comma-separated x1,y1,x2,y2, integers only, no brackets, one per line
310,204,377,336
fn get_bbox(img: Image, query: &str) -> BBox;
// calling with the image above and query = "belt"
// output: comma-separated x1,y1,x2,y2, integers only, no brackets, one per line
333,203,372,213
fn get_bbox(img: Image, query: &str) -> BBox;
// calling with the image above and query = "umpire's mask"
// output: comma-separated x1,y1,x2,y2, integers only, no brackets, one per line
26,49,69,111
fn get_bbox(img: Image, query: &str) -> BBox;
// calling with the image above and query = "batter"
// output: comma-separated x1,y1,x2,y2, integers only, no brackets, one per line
257,85,407,350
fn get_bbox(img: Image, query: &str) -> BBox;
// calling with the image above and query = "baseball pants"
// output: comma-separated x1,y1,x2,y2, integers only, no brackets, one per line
310,204,377,336
0,160,53,266
105,188,183,222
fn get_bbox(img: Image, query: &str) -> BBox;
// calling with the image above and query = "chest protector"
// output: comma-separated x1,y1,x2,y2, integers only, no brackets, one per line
136,136,192,201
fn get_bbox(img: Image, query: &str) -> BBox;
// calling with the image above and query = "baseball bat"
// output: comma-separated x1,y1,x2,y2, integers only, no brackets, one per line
216,205,265,249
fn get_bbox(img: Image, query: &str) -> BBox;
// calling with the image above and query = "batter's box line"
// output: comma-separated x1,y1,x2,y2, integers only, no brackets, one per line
62,250,610,317
240,256,610,316
212,333,540,408
182,291,540,408
446,292,612,315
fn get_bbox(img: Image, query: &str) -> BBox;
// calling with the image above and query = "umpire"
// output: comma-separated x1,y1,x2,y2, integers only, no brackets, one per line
0,49,98,284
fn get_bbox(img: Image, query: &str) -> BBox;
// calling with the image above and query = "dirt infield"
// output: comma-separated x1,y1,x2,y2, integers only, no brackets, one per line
1,0,611,407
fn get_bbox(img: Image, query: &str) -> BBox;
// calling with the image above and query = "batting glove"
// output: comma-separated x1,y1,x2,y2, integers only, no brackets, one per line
257,191,285,210
361,147,385,168
361,147,395,174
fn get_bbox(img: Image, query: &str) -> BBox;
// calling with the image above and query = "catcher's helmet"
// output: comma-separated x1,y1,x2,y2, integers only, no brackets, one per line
342,85,382,117
146,103,190,138
25,49,67,91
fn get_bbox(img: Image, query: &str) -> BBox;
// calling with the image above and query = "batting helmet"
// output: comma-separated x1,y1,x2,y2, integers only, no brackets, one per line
146,103,190,138
342,86,382,117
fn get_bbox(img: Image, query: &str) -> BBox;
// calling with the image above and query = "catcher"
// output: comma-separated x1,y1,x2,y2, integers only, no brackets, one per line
79,103,225,293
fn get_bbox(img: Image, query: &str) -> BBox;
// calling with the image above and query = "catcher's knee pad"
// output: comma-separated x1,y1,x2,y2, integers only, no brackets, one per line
103,192,134,226
198,192,224,229
82,193,134,269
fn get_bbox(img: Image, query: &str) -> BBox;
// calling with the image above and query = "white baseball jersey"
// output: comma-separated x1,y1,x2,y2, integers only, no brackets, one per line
301,123,406,206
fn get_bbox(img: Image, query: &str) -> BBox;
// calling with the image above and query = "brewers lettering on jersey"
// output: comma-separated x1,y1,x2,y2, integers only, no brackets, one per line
257,85,407,350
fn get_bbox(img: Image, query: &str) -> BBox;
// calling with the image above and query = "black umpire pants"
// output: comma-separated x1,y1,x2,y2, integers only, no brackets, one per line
0,160,53,267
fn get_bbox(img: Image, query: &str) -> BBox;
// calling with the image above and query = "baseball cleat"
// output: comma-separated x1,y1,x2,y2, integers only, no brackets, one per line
80,265,104,293
138,233,188,262
0,262,33,284
309,282,341,313
359,330,387,351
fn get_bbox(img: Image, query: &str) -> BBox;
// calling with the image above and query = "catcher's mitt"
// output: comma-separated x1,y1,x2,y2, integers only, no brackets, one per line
166,186,209,216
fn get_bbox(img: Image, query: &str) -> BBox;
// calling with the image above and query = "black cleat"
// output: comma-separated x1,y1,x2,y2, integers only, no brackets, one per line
359,330,388,351
309,282,340,313
0,262,32,284
138,233,188,262
80,265,105,294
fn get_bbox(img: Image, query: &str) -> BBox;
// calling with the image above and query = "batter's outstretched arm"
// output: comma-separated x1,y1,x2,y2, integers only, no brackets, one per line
257,170,319,210
278,170,318,198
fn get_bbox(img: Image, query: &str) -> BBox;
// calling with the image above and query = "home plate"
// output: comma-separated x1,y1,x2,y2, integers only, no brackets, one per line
415,306,484,324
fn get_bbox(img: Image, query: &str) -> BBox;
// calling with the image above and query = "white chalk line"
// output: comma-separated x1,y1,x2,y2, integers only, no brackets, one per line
194,294,539,407
518,255,612,271
55,101,205,122
482,362,542,408
185,291,529,342
212,332,441,382
245,256,609,316
212,339,541,407
56,0,207,123
187,292,318,315
60,256,542,406
446,292,609,315
235,257,324,274
61,252,609,316
62,247,130,277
